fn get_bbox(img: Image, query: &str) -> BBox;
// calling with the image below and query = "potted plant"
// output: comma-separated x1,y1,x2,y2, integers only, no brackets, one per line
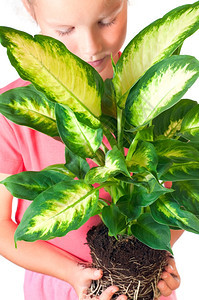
0,1,199,299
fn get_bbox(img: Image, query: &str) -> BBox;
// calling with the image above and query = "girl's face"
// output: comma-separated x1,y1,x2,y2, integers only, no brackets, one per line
24,0,127,80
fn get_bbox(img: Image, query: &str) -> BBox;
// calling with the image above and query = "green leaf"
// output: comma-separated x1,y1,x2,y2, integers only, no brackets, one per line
116,195,141,221
43,164,75,178
131,213,172,253
102,204,127,238
1,170,72,200
0,85,58,137
135,126,154,142
14,180,99,242
101,78,117,118
125,55,199,127
113,1,199,107
65,148,90,179
160,161,199,181
131,179,172,207
180,104,199,141
153,99,197,139
151,194,199,234
172,181,199,215
154,139,199,164
127,141,158,173
85,146,130,184
0,27,103,126
55,104,103,159
133,171,166,192
172,43,183,56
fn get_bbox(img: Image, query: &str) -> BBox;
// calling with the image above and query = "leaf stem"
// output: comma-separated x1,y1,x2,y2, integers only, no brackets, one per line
99,198,112,205
94,181,118,192
126,137,138,161
117,107,124,152
102,125,117,148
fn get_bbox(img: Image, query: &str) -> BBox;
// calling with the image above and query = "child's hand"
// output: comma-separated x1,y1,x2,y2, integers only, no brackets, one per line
71,263,127,300
157,256,180,297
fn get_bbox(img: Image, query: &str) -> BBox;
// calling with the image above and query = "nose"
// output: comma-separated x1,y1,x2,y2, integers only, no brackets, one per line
80,29,103,59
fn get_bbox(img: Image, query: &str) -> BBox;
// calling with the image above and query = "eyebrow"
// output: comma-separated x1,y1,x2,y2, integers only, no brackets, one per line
100,0,124,19
46,0,123,28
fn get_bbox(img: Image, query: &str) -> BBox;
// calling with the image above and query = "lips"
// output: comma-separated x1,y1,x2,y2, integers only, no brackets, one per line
87,57,105,68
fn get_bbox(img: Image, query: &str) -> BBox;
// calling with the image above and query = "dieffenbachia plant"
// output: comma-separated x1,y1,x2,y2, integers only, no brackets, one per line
0,1,199,253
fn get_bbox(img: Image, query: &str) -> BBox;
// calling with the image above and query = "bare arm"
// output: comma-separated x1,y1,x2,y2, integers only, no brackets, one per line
0,173,126,299
170,229,184,247
0,173,82,284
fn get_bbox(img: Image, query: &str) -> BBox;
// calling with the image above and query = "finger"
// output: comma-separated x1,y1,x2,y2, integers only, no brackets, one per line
99,286,119,300
157,279,173,297
80,286,128,300
161,271,180,291
79,288,94,300
117,295,128,300
81,266,103,281
78,268,103,299
100,286,128,300
166,257,180,278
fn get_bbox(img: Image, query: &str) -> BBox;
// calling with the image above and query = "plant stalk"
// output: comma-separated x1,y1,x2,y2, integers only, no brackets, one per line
126,137,138,161
117,107,124,153
102,125,118,148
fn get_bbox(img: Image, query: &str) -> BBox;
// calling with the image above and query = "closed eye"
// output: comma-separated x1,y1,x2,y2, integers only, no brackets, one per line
98,17,117,28
56,27,75,36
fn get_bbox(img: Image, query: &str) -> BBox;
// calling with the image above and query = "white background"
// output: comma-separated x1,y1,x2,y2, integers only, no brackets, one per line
0,0,199,299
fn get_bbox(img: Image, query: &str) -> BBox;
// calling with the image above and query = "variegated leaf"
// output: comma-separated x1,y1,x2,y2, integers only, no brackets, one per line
127,141,158,173
0,85,58,137
135,126,154,142
151,194,199,234
0,27,103,127
153,99,197,139
172,180,199,215
118,171,173,207
43,164,75,178
14,180,99,242
132,172,163,192
131,213,172,253
160,161,199,182
113,1,199,107
125,55,199,127
154,139,199,163
180,104,199,141
85,146,130,184
1,170,72,200
55,104,103,159
101,78,117,118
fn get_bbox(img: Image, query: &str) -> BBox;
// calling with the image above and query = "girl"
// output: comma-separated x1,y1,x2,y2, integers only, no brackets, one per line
0,0,181,299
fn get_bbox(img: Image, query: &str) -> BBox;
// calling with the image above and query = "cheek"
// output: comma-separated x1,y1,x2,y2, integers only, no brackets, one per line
116,23,127,48
62,39,79,56
108,22,127,53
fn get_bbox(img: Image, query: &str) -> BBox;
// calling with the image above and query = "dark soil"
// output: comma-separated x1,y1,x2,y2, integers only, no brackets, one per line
86,223,169,300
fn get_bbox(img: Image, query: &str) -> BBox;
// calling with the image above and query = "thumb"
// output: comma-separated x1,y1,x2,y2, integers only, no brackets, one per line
84,267,103,281
79,268,103,298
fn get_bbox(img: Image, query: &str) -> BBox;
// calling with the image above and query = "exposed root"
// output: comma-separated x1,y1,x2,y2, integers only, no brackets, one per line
87,224,169,300
134,281,140,300
87,258,166,299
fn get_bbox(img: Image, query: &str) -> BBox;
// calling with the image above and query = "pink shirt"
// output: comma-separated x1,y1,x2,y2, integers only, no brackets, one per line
0,79,176,300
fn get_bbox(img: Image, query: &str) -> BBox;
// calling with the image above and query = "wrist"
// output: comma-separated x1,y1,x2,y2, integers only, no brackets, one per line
56,251,84,287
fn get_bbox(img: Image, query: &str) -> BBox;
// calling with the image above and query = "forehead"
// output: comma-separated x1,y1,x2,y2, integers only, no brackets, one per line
33,0,124,24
